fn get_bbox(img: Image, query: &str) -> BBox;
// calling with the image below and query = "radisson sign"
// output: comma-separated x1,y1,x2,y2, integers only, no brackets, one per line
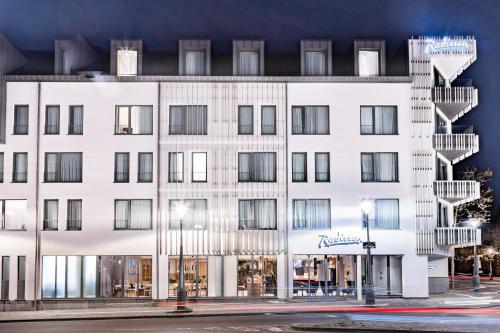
425,38,470,54
318,233,362,249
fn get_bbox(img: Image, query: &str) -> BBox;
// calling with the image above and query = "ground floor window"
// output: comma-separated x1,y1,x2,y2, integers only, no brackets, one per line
237,255,277,297
168,256,208,298
41,255,152,299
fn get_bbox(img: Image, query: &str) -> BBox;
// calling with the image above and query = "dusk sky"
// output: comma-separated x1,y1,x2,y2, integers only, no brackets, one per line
1,0,499,197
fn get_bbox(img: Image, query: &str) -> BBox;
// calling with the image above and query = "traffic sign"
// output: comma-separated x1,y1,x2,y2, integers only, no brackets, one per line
363,241,376,249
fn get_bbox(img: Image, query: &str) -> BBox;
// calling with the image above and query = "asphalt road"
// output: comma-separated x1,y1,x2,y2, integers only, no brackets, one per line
1,312,500,333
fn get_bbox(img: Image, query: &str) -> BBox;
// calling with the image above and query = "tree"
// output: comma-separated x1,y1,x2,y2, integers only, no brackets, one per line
455,166,494,224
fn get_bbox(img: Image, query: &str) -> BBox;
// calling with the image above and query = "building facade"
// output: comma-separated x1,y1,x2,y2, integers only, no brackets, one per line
0,34,480,307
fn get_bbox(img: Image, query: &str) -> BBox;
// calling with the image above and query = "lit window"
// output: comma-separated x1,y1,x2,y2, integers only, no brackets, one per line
358,50,379,77
116,49,138,76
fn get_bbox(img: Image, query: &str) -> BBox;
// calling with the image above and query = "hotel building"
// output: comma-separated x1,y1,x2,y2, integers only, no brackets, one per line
0,34,480,308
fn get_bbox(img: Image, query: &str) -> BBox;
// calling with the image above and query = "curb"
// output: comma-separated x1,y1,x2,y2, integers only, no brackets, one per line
291,323,460,333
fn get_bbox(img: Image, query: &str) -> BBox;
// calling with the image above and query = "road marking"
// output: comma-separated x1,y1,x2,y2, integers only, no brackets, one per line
347,314,500,325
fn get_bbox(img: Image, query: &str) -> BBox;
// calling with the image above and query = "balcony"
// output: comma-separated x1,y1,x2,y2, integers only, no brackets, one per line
435,227,481,247
432,86,478,121
433,133,479,163
434,180,480,206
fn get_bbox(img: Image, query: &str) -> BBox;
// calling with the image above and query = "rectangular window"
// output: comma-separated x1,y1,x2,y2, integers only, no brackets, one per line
168,152,183,183
292,153,307,182
68,105,84,135
315,153,330,182
114,153,129,183
192,152,207,182
138,152,153,183
304,51,326,76
17,256,26,300
292,199,331,229
0,199,27,230
44,152,82,183
169,105,207,135
238,199,277,230
12,152,27,183
43,199,58,230
238,106,254,134
169,199,207,230
1,256,9,300
185,50,206,75
358,50,379,77
115,106,153,135
13,105,29,134
261,106,276,135
0,153,3,183
292,106,329,135
45,105,60,134
364,199,399,229
238,152,276,182
67,199,82,231
114,199,152,230
238,51,259,75
116,49,138,76
361,152,398,182
360,106,397,134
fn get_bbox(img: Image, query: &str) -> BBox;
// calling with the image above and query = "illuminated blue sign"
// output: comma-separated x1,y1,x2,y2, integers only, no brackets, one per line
425,38,470,54
318,233,362,248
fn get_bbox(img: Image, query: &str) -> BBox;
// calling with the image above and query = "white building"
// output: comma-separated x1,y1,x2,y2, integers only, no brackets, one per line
0,34,480,309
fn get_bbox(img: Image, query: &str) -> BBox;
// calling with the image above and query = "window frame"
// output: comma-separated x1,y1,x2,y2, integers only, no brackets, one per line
292,198,331,230
314,152,330,182
43,199,59,231
44,152,83,183
238,105,254,135
291,152,307,183
12,152,28,183
66,199,82,231
168,152,184,183
137,152,153,183
360,105,398,135
114,152,130,183
362,198,400,230
168,105,208,135
358,49,380,77
116,49,138,76
68,105,84,135
191,152,207,183
238,199,277,230
44,105,60,135
360,152,399,183
113,199,153,230
261,105,277,135
13,105,29,135
0,199,27,230
291,105,330,135
114,105,153,135
237,152,277,183
0,152,4,183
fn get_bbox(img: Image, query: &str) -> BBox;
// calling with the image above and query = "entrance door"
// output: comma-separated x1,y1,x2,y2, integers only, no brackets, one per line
237,255,277,297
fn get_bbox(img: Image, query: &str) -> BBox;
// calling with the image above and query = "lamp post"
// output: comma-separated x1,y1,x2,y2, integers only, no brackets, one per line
470,218,481,292
175,203,189,311
361,200,375,305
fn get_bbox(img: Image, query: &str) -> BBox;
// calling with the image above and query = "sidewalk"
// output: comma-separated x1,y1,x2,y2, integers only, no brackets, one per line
1,289,500,323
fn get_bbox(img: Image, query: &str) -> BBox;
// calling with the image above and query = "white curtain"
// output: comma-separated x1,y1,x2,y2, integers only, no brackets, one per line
46,106,60,134
238,51,259,75
261,106,276,134
138,153,153,182
303,106,329,134
45,153,58,182
67,200,82,230
116,49,137,76
0,153,3,182
255,199,277,229
115,153,129,182
69,106,83,134
238,153,251,181
131,106,153,134
169,106,184,134
238,106,254,134
315,153,329,181
358,50,379,76
292,200,307,229
375,199,399,229
44,200,58,230
360,106,374,134
253,152,276,182
306,199,331,229
169,199,207,230
239,200,255,229
168,152,183,182
192,152,207,182
130,200,152,229
292,153,306,182
14,105,29,134
4,200,27,230
185,50,205,75
170,105,207,135
374,106,396,134
361,153,374,181
114,200,129,229
305,51,326,76
14,153,27,182
292,107,304,134
60,153,82,182
374,153,398,182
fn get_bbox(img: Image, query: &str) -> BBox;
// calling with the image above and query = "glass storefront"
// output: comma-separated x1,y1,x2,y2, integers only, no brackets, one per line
168,256,208,297
42,255,152,299
237,255,277,297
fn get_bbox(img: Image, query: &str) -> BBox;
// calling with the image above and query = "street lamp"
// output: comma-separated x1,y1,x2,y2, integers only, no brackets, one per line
470,218,481,292
361,199,375,305
175,202,190,311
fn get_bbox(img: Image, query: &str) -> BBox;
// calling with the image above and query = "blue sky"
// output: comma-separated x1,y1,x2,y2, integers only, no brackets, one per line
1,0,499,196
